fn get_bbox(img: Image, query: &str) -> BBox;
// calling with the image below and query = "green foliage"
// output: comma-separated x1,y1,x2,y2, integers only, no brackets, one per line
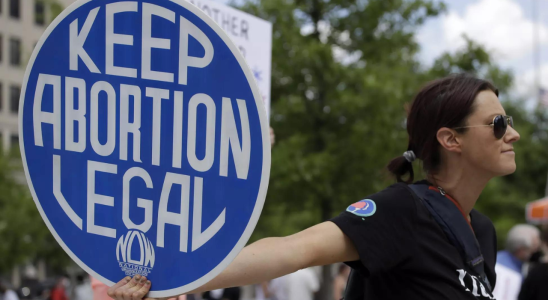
49,2,64,22
0,151,70,273
238,0,446,240
0,2,72,273
44,0,64,23
4,0,545,282
236,0,548,253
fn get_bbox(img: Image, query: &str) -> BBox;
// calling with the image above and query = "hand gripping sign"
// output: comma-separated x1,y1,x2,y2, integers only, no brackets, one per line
19,0,270,296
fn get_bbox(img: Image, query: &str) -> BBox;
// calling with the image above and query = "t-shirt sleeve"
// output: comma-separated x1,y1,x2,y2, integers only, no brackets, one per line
330,183,418,276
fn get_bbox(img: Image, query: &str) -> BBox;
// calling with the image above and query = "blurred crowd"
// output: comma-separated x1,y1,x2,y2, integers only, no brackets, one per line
4,222,548,300
0,264,350,300
493,224,548,300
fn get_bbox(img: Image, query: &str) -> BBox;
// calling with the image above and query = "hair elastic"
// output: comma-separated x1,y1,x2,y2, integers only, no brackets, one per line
403,150,416,163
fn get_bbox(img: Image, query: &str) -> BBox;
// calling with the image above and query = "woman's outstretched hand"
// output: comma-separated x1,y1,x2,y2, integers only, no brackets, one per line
107,275,153,300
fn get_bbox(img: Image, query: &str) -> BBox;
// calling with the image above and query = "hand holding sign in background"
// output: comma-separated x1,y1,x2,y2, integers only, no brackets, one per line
19,0,270,297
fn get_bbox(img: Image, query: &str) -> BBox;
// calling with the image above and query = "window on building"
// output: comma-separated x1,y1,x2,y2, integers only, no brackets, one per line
9,0,19,19
10,85,20,113
0,0,3,15
0,34,3,63
9,37,21,66
35,0,45,25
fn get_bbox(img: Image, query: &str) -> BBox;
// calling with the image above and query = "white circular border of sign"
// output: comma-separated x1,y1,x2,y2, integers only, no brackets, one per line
18,0,271,296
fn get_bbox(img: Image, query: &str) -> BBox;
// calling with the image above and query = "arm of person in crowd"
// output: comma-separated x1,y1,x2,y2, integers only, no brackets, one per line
107,221,358,300
260,281,271,298
333,277,344,300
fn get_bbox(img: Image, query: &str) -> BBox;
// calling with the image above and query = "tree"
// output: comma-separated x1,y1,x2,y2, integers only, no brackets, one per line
235,0,548,296
1,0,71,276
238,0,445,298
0,149,70,274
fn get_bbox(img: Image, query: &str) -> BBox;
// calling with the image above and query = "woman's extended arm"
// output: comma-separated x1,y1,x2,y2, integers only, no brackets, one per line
107,221,359,300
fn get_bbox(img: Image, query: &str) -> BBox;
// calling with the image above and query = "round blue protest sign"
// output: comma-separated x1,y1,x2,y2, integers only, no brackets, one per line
19,0,270,296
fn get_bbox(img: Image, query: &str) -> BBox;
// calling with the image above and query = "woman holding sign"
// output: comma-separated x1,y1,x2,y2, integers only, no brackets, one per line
108,73,519,299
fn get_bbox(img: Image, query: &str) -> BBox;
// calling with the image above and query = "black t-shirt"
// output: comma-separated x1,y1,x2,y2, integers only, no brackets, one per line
518,263,548,300
331,182,497,299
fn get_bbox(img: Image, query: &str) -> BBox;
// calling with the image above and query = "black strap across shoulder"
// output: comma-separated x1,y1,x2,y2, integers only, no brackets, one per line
341,267,365,300
407,183,491,291
341,183,492,300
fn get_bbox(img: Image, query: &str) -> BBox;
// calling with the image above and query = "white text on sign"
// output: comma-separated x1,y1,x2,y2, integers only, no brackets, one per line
31,1,253,253
70,2,213,85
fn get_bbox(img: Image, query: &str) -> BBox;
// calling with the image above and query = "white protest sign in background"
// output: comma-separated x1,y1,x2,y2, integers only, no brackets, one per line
187,0,272,120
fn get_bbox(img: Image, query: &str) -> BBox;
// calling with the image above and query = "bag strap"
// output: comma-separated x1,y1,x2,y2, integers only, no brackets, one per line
341,269,364,300
342,183,493,300
408,183,492,291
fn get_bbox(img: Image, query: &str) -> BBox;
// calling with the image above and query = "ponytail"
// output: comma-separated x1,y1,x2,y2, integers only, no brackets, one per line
387,150,415,183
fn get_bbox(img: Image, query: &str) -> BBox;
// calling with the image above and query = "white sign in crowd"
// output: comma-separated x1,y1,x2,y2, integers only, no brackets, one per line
187,0,272,119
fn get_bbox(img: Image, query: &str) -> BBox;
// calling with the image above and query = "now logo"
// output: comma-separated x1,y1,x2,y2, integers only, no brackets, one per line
117,230,155,268
116,230,155,277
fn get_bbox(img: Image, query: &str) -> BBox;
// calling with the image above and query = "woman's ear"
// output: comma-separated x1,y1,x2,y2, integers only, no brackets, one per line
436,127,462,153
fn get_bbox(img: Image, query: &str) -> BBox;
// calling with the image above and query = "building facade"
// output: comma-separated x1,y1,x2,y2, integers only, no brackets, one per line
0,0,74,152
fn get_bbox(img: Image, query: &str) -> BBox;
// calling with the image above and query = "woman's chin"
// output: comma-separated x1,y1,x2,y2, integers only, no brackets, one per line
497,162,517,176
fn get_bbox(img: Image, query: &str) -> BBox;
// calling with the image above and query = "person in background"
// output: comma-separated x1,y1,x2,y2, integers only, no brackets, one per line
255,276,288,300
90,277,109,300
73,275,92,300
518,226,548,300
285,268,318,300
49,278,68,300
270,127,275,148
267,276,288,300
493,224,541,300
254,282,269,300
333,264,350,300
0,281,19,300
202,287,240,300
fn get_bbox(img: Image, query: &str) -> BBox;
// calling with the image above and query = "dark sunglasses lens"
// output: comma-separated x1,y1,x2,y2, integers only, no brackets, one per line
493,115,507,139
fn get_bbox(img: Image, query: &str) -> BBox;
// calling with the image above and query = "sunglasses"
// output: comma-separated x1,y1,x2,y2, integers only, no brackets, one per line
453,115,514,139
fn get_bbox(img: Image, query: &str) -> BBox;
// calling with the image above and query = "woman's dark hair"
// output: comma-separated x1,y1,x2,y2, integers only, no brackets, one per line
387,73,498,183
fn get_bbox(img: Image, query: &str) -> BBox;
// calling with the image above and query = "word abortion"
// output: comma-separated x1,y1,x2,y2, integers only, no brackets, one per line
33,74,251,179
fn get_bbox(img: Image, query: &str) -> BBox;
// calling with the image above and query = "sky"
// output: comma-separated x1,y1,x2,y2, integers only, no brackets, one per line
416,0,548,103
215,0,547,104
